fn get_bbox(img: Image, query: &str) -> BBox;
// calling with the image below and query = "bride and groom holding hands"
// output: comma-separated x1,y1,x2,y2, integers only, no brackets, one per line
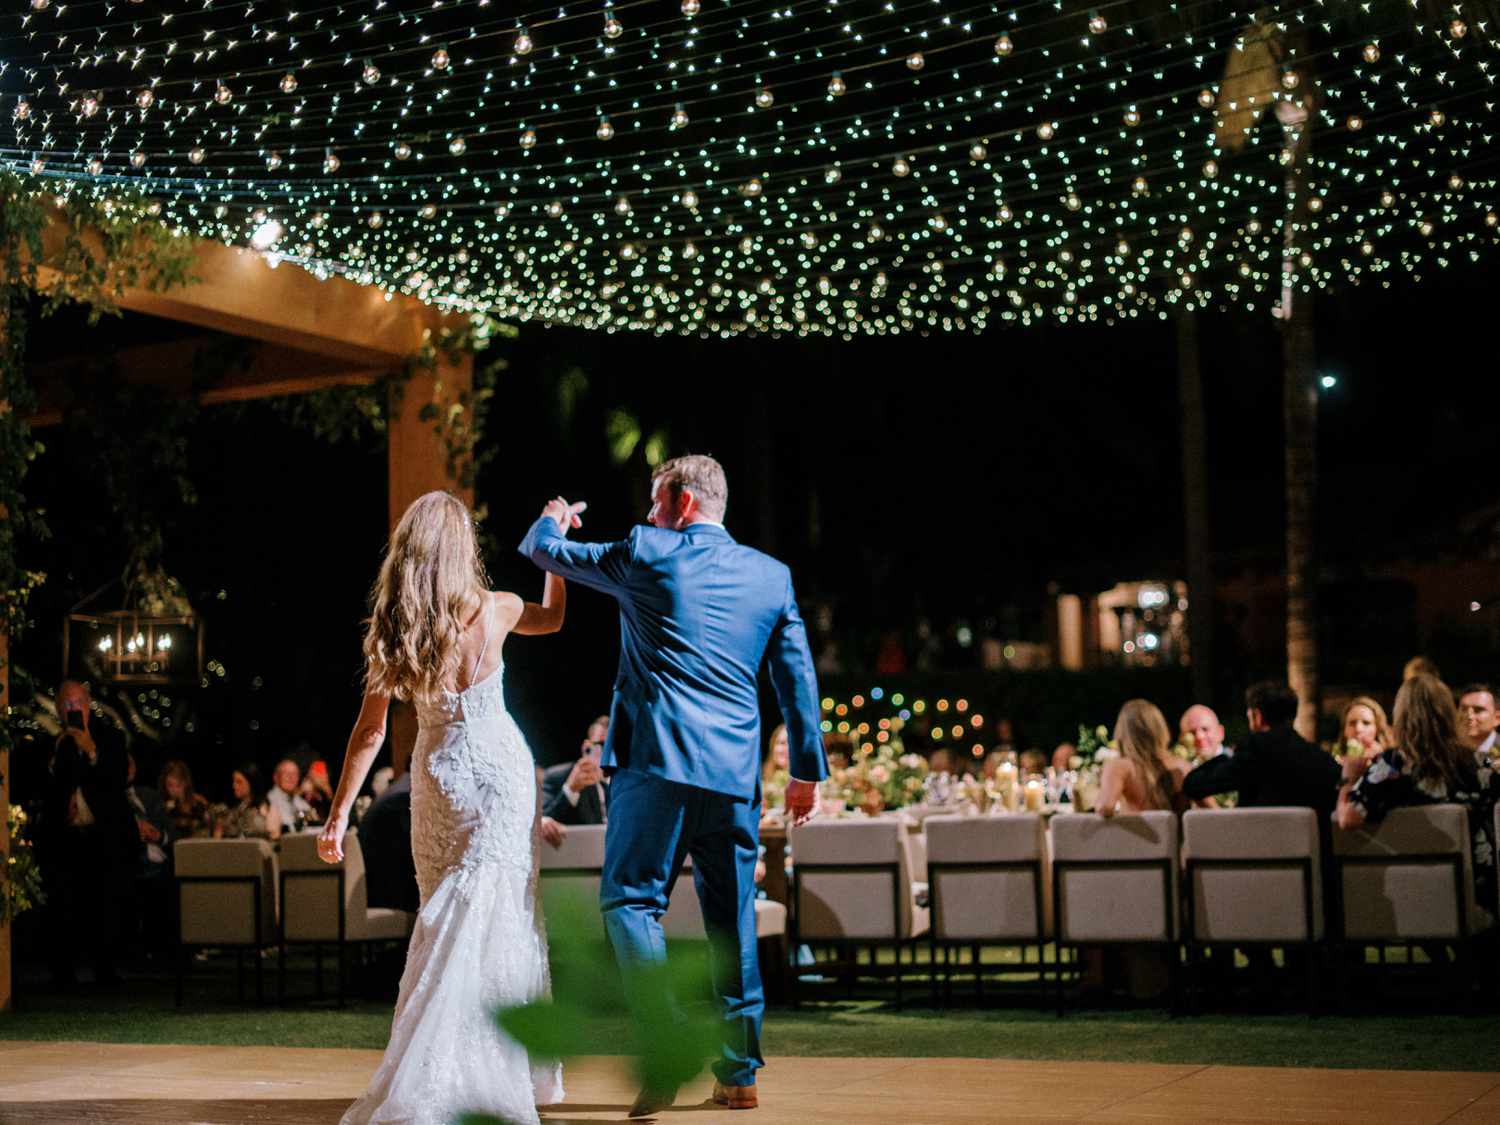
317,454,828,1124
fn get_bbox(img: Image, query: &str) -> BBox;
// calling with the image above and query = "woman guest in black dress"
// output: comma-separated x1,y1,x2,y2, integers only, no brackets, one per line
1337,674,1500,927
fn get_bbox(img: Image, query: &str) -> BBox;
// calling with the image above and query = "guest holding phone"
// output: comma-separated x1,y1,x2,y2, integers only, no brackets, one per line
39,680,136,989
540,715,611,830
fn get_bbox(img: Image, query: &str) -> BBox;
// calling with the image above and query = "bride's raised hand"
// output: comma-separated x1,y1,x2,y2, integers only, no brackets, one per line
317,814,347,864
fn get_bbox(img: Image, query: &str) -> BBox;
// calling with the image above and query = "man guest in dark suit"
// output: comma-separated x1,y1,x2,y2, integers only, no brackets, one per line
1182,681,1340,818
41,680,138,988
540,715,610,827
358,700,420,914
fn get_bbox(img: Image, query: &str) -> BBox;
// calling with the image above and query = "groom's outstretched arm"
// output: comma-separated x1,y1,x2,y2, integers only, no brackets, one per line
519,515,634,598
767,573,829,784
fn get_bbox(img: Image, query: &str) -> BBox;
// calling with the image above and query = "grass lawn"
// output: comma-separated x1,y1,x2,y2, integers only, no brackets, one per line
3,962,1497,1072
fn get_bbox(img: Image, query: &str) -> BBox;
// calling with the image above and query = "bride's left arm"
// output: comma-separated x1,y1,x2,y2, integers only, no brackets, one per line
318,691,391,863
508,573,567,636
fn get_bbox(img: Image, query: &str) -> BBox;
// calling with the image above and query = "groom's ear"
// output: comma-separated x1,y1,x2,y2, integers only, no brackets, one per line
677,487,698,521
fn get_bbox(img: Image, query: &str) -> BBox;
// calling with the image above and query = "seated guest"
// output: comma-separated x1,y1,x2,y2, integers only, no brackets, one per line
358,765,419,914
1339,696,1391,762
541,715,610,826
1182,682,1340,821
1050,743,1077,773
1095,700,1202,816
125,752,172,954
213,763,275,839
370,766,395,798
268,758,317,830
158,759,213,840
1018,748,1047,776
928,748,956,776
1337,674,1500,926
823,734,852,771
1179,704,1229,760
298,759,334,821
762,724,790,786
1457,683,1498,756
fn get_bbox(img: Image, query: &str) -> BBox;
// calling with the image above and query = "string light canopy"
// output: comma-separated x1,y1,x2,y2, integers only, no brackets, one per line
4,0,1496,336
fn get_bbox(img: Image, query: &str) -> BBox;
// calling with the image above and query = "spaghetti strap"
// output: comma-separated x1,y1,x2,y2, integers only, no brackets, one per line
470,597,492,683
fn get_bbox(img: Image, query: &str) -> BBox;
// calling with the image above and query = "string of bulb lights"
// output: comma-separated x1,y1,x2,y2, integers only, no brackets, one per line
3,0,1497,336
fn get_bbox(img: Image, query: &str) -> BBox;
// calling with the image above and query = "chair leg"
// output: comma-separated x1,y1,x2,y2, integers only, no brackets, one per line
278,941,287,1006
338,944,347,1009
315,944,324,999
255,947,265,1005
236,951,246,1003
974,943,983,1002
894,945,904,1010
174,943,185,1008
1055,945,1066,1018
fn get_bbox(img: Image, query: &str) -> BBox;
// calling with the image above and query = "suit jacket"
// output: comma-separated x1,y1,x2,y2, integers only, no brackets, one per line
358,773,419,914
45,724,137,866
1182,724,1341,821
519,517,827,801
125,783,173,878
541,760,606,826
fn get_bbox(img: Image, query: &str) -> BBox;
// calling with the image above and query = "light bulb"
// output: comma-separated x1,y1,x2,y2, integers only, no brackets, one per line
189,146,206,164
1088,13,1107,34
363,63,381,85
681,189,699,209
214,83,232,106
251,220,283,250
825,166,842,184
597,116,615,140
432,48,450,70
395,141,412,160
994,34,1013,57
969,142,987,161
681,0,700,13
1037,121,1056,140
892,157,911,177
449,136,466,155
603,10,623,39
266,150,282,170
828,72,846,96
906,52,925,71
368,211,384,229
671,104,689,129
1123,108,1141,126
136,88,154,109
323,151,341,173
514,28,534,55
520,129,537,149
755,87,775,109
130,150,147,168
1362,43,1380,63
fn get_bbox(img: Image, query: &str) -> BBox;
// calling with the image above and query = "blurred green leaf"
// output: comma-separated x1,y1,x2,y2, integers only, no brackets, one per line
606,408,641,465
495,1001,592,1060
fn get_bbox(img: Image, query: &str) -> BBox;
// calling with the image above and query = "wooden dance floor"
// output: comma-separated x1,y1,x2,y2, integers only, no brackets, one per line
1,1041,1499,1124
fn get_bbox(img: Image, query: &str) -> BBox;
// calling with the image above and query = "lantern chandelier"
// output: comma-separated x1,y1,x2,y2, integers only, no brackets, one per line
3,0,1496,336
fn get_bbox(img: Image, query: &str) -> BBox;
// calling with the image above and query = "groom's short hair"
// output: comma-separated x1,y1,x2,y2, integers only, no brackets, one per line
653,455,728,521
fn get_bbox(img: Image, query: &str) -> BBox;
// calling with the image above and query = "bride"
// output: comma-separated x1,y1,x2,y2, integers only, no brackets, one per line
319,490,579,1125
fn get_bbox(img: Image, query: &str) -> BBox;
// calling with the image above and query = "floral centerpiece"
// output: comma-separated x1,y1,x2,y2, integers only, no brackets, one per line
822,722,929,815
1071,724,1120,812
3,804,45,922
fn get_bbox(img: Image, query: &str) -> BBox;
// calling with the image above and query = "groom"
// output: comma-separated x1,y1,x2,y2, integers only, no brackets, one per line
520,454,826,1115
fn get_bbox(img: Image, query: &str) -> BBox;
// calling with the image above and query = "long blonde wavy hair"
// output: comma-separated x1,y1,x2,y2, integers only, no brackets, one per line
362,491,488,702
1113,698,1177,811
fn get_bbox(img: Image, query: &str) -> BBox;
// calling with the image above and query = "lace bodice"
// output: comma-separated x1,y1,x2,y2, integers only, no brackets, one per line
342,654,562,1125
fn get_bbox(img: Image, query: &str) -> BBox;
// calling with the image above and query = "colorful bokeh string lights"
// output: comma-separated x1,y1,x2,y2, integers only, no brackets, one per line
3,0,1496,335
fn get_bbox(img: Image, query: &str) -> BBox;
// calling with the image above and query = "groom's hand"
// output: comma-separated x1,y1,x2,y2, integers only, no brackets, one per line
541,497,587,537
785,778,818,827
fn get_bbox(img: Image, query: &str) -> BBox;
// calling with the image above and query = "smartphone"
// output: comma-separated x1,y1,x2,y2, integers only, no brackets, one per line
65,710,86,731
585,742,603,762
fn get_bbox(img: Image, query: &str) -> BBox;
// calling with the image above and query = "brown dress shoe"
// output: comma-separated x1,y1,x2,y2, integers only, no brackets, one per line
712,1080,759,1109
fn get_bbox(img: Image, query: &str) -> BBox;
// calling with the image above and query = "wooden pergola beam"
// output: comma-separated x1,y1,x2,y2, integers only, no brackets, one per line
37,215,464,365
25,337,386,426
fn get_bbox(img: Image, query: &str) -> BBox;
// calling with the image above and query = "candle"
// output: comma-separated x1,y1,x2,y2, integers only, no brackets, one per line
1024,779,1044,812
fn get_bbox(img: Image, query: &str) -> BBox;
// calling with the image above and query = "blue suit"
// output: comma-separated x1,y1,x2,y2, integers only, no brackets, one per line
519,517,826,1085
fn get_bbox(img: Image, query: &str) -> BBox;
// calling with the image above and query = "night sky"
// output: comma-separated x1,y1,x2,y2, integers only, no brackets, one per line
19,256,1498,794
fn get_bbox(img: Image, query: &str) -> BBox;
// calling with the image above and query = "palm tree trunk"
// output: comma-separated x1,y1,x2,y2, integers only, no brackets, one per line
1282,119,1319,740
1176,307,1214,704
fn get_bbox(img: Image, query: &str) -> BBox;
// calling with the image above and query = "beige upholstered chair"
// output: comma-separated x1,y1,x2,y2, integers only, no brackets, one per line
1049,811,1180,1013
277,831,415,1005
923,813,1051,1003
1332,804,1485,1002
1181,808,1323,1008
788,818,928,1005
174,838,278,1003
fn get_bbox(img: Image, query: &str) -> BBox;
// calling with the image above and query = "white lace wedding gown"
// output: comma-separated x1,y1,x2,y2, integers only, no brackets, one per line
342,630,564,1125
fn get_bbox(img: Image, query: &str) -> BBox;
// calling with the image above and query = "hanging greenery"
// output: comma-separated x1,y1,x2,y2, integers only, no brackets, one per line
0,173,195,751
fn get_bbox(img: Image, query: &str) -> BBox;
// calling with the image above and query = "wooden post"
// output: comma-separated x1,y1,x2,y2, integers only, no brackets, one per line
0,628,10,1014
387,350,475,531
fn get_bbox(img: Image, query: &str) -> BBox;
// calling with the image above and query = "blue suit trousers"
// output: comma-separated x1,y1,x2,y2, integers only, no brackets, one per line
600,768,764,1086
